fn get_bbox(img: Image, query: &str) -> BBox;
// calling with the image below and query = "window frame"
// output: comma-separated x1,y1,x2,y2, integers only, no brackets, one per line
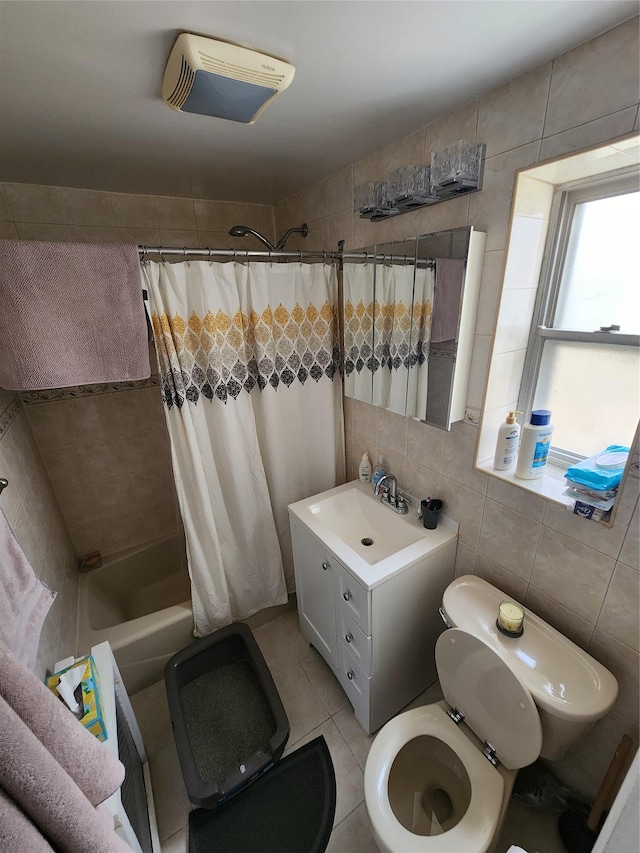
517,169,640,466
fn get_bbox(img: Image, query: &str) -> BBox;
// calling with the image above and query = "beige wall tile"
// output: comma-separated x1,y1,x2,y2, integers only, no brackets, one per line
124,428,167,472
42,443,93,488
327,165,354,216
4,183,65,223
474,250,505,336
406,417,445,473
56,481,104,528
377,408,408,457
134,464,175,510
351,399,378,444
542,490,632,560
0,185,12,220
84,435,130,479
596,562,640,652
454,541,476,577
67,225,118,243
440,477,485,549
479,498,541,581
157,229,198,247
524,585,594,650
15,223,71,241
107,508,148,551
403,462,442,505
144,499,179,540
618,499,639,569
474,553,528,602
385,128,427,172
443,422,488,495
589,629,639,725
327,209,353,253
419,193,470,235
478,64,551,157
71,394,122,441
114,387,162,433
486,476,547,520
468,142,540,252
110,193,157,228
530,527,616,622
25,400,80,451
544,18,640,137
116,227,160,245
0,221,18,239
153,196,196,230
424,101,479,157
540,106,638,162
59,188,114,226
97,472,140,519
13,503,46,573
69,517,114,557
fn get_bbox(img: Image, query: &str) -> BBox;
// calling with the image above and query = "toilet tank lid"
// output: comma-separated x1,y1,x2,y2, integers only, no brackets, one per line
441,576,618,723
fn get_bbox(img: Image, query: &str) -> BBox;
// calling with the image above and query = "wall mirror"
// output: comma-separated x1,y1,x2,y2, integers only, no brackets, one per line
342,226,485,429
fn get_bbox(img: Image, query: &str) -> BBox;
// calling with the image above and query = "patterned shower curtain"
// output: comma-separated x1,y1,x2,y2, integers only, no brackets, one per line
372,263,434,414
142,260,344,637
343,263,375,403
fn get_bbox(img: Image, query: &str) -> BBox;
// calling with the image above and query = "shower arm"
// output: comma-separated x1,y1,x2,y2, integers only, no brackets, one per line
274,223,309,251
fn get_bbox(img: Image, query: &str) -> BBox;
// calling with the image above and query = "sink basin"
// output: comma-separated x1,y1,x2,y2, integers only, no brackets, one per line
309,488,423,564
288,480,458,590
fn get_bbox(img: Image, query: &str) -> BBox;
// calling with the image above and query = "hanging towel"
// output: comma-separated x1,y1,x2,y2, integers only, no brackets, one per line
0,508,56,670
431,257,465,343
0,240,149,390
0,640,131,852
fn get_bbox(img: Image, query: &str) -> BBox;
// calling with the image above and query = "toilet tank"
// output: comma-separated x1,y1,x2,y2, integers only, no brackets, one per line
441,575,618,760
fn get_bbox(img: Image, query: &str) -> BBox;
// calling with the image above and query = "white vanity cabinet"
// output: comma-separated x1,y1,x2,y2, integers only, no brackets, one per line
289,484,457,735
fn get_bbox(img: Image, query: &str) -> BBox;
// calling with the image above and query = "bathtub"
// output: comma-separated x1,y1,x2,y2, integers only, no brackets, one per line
78,534,194,694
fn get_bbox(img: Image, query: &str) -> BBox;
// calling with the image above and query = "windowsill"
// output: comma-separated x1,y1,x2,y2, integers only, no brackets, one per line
476,458,572,507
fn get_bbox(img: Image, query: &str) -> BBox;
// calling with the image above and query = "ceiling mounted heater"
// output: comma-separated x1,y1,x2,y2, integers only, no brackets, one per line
162,33,295,124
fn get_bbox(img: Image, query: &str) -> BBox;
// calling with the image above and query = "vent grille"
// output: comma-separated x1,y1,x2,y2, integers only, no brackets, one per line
166,55,195,108
115,693,152,853
198,51,285,87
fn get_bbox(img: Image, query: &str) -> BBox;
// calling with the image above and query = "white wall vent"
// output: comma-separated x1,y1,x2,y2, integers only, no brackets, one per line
162,33,295,124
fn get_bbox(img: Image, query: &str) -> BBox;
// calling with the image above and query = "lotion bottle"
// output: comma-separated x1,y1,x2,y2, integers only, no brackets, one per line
515,410,554,480
493,411,521,471
359,452,372,484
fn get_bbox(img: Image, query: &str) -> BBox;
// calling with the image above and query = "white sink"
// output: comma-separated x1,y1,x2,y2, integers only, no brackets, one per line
309,487,423,564
288,480,458,590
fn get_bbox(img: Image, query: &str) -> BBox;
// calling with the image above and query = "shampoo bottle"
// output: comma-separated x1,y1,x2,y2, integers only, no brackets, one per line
372,456,386,488
359,452,372,484
493,411,521,471
515,410,554,480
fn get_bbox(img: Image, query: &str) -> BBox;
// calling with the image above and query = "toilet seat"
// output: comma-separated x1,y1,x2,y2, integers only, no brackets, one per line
364,704,504,853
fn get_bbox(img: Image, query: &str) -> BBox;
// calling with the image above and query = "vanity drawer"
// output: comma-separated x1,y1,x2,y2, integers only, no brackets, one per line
337,643,370,730
336,567,370,634
336,604,371,675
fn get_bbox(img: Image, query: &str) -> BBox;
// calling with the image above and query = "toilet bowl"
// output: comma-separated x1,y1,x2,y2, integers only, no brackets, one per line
364,575,619,853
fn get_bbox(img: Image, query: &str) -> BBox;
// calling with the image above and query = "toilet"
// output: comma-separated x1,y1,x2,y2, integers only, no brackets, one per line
364,575,619,853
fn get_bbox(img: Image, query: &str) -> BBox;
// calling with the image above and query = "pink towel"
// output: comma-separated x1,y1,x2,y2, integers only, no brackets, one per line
0,240,149,390
0,640,130,852
431,258,465,343
0,508,56,670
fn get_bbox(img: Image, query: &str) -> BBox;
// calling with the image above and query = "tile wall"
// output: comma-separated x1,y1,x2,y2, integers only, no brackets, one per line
0,389,79,677
274,18,640,798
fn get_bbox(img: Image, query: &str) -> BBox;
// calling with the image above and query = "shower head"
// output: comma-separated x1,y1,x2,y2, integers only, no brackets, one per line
228,225,276,251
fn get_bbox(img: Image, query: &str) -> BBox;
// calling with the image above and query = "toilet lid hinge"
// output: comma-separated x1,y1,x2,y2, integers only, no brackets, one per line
447,706,465,725
483,742,499,766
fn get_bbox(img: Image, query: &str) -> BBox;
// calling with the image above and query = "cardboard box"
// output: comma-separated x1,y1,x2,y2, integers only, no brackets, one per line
46,655,107,742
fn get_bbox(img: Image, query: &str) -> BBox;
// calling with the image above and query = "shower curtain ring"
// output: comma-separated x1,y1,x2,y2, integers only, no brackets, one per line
208,247,212,265
158,248,166,265
183,247,190,266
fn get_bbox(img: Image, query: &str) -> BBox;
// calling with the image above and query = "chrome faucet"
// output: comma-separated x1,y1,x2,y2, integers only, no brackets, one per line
374,474,409,515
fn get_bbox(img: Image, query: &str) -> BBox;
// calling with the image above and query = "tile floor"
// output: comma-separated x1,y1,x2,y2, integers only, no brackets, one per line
130,610,566,853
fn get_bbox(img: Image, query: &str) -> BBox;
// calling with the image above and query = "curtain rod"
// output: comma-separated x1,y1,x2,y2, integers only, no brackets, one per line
138,246,435,265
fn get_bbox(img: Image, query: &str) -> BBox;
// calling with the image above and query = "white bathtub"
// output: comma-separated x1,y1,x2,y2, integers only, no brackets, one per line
78,535,194,694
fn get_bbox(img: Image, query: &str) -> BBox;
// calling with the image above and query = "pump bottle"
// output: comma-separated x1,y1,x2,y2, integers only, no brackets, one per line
359,452,372,484
493,411,521,471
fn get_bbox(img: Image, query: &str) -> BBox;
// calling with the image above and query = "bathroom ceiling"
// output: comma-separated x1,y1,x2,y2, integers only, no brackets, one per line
0,1,637,205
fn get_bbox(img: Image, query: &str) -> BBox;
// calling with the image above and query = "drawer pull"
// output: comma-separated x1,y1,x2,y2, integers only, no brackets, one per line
343,591,352,601
347,670,354,680
345,632,353,643
321,561,330,571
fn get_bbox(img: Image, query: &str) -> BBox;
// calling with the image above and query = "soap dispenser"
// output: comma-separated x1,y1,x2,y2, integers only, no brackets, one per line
372,456,386,488
359,452,372,484
493,411,521,471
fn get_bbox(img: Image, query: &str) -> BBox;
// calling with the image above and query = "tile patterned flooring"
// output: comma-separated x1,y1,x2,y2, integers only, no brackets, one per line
130,610,566,852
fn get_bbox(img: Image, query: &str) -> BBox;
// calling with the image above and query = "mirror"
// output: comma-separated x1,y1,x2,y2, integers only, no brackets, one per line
343,227,486,429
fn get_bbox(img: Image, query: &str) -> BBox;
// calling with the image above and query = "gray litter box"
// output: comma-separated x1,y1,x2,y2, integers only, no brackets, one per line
164,622,290,809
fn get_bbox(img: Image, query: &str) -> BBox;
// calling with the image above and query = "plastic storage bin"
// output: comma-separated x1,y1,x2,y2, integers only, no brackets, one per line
164,622,290,808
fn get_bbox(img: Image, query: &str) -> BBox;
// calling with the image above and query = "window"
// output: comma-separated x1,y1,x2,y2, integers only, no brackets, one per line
518,172,640,464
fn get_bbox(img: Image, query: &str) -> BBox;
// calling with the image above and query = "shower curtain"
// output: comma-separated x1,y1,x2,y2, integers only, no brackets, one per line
142,260,344,637
343,263,375,403
373,263,434,414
